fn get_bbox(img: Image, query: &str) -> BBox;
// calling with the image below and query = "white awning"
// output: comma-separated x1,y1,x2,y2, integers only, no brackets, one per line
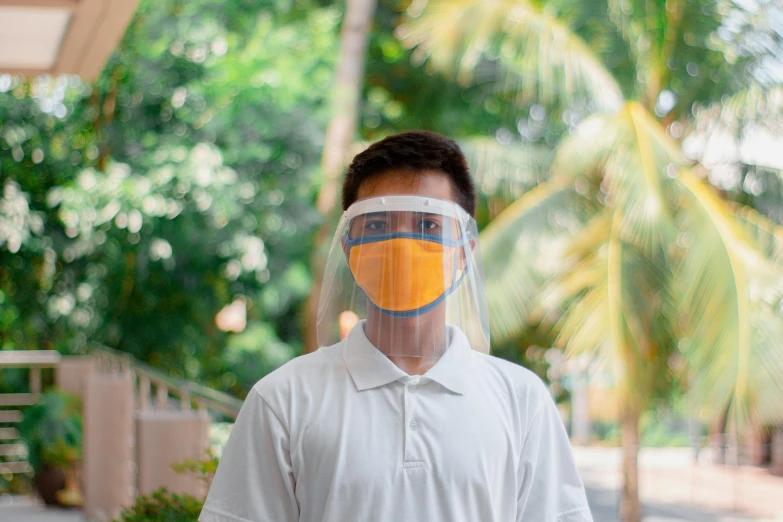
0,0,140,80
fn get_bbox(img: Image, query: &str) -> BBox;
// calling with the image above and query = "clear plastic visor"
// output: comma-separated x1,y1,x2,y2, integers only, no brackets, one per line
316,196,490,358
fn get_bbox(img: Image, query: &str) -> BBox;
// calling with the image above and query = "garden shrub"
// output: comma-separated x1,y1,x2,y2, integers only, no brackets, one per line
113,489,203,522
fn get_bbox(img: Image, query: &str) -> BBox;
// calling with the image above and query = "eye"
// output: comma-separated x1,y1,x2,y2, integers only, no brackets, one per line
366,220,387,231
419,219,440,231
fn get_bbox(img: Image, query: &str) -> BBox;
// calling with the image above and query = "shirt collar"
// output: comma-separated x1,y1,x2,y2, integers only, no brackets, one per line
341,321,473,395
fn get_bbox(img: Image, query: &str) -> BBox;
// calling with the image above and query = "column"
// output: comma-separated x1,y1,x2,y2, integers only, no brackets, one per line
55,356,97,400
83,371,135,521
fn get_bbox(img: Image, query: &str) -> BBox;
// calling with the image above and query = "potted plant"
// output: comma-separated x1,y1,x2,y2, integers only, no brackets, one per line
17,389,83,507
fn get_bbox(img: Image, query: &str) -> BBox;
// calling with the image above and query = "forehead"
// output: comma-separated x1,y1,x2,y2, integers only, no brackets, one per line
355,169,456,203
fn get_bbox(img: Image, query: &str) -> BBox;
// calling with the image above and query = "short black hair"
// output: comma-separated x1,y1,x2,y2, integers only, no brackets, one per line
341,131,476,216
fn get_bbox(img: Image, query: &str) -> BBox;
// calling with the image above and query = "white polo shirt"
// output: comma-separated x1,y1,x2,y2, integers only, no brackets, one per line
200,324,593,522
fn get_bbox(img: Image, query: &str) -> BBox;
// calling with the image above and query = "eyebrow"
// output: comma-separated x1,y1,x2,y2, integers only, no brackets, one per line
361,212,389,219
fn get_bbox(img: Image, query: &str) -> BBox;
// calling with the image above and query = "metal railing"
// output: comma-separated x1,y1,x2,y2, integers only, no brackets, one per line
90,343,243,419
0,351,62,475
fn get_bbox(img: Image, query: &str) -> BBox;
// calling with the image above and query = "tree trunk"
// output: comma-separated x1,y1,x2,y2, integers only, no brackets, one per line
303,0,377,353
709,407,729,465
570,356,590,445
620,406,642,522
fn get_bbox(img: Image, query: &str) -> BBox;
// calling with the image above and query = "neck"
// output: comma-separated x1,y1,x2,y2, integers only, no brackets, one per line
364,310,447,375
387,355,437,376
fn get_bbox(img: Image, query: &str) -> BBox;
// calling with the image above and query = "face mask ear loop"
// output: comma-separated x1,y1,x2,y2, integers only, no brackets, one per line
444,230,469,297
451,246,459,289
343,228,353,262
450,225,472,292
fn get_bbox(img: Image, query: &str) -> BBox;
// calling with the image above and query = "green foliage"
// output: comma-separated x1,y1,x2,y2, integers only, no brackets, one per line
364,2,571,148
116,449,220,522
640,417,691,448
592,411,700,448
17,390,82,472
0,0,534,397
405,0,783,432
113,489,203,522
0,0,339,395
171,448,220,488
592,421,621,445
1,0,777,416
0,472,33,496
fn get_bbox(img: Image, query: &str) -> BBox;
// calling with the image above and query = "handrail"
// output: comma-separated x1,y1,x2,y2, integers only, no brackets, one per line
89,343,243,419
0,351,61,367
0,351,60,476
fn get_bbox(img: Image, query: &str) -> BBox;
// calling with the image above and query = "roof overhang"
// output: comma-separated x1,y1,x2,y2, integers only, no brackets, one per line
0,0,140,81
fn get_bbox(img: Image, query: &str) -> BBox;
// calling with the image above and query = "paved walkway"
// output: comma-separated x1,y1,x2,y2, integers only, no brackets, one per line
575,446,783,522
0,503,84,522
3,447,783,521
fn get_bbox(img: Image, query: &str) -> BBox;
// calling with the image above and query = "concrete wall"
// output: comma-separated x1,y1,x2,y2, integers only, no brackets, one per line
136,410,211,497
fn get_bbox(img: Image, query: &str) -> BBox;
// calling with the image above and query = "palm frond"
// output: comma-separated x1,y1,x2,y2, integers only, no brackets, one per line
399,0,624,112
537,213,613,327
553,102,681,256
545,211,675,408
686,85,783,172
676,170,783,426
460,137,553,203
732,204,783,263
479,182,594,343
717,84,783,126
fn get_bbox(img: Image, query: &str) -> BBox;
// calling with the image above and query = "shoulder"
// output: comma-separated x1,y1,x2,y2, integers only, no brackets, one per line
249,343,344,407
472,352,553,415
474,352,548,392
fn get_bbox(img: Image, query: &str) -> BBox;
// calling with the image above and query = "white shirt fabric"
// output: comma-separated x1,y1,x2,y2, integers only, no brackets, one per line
200,323,593,522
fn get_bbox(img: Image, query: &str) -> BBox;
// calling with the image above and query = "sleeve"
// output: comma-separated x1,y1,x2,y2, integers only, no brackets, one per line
199,388,299,522
516,391,593,522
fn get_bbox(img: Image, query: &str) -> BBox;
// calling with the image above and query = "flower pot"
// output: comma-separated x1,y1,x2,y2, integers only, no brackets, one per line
33,465,67,506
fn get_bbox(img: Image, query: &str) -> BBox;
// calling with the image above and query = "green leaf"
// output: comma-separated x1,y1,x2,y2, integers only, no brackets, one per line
401,0,624,111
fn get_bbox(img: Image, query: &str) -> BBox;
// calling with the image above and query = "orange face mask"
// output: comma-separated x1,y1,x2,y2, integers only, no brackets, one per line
346,234,463,317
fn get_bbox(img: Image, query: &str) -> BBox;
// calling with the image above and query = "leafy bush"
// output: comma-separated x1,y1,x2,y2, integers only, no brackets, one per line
114,489,203,522
114,449,221,521
171,448,219,490
0,472,33,496
17,389,82,472
591,421,621,445
640,410,693,448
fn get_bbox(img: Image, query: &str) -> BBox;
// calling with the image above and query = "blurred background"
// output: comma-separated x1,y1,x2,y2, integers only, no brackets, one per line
0,0,782,521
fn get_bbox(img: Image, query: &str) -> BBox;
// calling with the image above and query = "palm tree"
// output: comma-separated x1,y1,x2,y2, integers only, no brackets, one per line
401,1,783,520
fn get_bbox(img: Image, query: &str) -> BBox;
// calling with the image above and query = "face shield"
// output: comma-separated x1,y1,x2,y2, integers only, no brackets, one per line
317,195,490,358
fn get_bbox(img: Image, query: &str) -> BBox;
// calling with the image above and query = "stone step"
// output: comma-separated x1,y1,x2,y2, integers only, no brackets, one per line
0,504,86,521
0,427,19,439
0,393,40,407
0,461,32,474
0,443,26,457
0,410,23,423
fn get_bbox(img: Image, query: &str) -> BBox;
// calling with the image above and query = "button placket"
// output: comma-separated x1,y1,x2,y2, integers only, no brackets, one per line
403,377,424,465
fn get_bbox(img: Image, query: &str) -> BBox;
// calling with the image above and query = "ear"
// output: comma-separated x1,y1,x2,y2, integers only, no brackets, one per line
457,238,476,270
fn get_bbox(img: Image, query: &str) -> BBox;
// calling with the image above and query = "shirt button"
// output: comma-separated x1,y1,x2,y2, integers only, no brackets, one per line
409,420,418,430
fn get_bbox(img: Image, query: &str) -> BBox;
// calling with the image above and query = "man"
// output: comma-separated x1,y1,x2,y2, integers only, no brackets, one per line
200,131,593,522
